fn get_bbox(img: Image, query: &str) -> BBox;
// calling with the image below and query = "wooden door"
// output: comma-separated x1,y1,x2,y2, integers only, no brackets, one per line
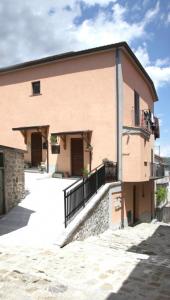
71,138,84,176
0,170,4,215
133,185,138,224
31,132,42,167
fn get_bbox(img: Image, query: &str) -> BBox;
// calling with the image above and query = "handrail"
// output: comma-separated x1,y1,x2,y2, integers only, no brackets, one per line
63,162,118,227
63,177,83,193
63,163,104,193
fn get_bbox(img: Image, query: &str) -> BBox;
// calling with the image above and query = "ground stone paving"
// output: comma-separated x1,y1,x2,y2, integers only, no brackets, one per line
0,222,170,299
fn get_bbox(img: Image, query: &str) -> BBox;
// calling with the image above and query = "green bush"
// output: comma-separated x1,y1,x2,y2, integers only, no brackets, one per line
155,186,168,206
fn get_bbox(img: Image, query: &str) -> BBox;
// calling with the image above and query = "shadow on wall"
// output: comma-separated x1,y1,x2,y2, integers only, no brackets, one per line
105,225,170,299
0,52,114,86
0,206,35,236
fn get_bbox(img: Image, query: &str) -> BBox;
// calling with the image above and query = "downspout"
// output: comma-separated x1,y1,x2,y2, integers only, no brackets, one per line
116,48,124,228
115,48,123,182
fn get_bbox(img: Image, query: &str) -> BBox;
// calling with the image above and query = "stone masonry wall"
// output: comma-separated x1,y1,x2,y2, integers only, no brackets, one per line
69,189,110,243
3,148,25,211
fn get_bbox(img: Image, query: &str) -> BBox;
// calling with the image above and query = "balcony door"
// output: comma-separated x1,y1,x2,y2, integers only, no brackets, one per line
134,91,140,126
71,138,84,176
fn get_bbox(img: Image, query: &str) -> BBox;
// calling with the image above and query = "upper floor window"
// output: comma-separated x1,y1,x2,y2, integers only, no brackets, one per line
134,91,140,126
32,81,40,95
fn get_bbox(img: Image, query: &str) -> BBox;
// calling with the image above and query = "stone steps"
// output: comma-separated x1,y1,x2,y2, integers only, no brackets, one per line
76,222,170,257
1,222,170,299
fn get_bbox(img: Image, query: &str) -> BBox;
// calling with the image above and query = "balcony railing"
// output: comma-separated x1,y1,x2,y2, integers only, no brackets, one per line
63,162,117,228
131,110,160,139
150,163,165,179
132,109,154,133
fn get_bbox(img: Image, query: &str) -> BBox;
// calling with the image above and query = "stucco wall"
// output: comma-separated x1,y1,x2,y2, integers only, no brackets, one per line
123,181,154,224
1,147,25,212
122,132,154,182
0,50,117,172
121,51,155,183
122,51,154,127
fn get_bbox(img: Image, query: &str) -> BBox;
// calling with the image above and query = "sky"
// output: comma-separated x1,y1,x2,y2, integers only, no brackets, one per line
0,0,170,156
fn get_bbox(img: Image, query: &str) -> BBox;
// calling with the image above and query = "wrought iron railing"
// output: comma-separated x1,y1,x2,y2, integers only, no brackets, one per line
132,109,153,133
150,163,165,178
63,162,117,228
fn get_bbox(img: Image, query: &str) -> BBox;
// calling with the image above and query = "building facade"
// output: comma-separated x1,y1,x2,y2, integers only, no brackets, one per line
0,42,162,226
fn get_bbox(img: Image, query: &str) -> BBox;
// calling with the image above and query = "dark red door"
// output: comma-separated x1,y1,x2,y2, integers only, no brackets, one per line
133,185,139,224
31,132,42,167
71,138,84,176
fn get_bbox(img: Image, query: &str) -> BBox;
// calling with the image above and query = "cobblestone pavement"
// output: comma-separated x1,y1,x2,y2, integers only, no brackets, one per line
1,222,170,299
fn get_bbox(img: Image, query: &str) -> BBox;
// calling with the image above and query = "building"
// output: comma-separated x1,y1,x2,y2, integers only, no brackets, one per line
0,42,163,227
163,157,170,178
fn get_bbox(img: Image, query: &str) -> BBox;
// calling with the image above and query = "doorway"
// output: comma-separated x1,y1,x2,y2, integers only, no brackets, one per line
133,185,138,224
71,138,84,176
31,132,42,167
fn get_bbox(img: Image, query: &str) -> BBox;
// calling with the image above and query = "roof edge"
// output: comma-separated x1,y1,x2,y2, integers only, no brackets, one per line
0,41,158,101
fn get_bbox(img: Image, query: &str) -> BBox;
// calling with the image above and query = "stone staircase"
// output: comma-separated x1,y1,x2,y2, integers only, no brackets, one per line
74,222,169,254
1,222,170,300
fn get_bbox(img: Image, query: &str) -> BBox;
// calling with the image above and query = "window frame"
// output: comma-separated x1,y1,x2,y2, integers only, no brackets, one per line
134,90,140,126
32,81,41,96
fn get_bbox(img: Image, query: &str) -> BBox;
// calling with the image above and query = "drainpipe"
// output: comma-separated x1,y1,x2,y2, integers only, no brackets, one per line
115,48,123,182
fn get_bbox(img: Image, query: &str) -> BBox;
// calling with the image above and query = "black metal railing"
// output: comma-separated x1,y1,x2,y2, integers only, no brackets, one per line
63,162,117,227
150,163,165,178
132,109,153,133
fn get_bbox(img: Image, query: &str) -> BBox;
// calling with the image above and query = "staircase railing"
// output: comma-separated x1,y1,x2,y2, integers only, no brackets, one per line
63,162,117,228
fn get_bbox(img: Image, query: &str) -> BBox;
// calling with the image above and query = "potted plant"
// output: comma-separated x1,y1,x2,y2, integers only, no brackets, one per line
85,145,93,152
50,135,60,154
82,167,89,178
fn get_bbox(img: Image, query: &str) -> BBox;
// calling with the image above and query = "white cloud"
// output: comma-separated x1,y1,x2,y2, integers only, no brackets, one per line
160,145,170,157
72,2,160,50
143,1,160,24
155,58,170,67
134,45,170,88
167,13,170,24
146,65,170,88
81,0,117,6
134,44,150,66
0,0,161,68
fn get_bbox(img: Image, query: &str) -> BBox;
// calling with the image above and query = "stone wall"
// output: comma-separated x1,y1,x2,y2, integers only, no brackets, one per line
68,188,110,243
1,147,25,212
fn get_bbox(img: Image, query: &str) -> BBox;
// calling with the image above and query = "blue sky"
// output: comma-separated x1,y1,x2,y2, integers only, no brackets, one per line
0,0,169,155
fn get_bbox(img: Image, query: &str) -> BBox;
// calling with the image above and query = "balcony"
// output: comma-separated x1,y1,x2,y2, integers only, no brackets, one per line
131,109,160,139
150,163,165,179
132,109,153,133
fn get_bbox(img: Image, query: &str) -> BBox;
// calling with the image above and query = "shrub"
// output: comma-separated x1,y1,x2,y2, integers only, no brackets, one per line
155,186,168,206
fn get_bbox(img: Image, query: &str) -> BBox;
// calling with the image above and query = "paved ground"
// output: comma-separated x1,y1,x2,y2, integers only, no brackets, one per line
0,222,170,299
0,172,76,246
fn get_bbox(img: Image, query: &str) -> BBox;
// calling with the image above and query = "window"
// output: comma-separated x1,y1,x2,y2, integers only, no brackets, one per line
134,91,140,126
32,81,40,95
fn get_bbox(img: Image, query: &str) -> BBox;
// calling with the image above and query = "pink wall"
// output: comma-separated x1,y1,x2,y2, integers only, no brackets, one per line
122,51,155,127
121,51,155,182
123,181,154,224
0,50,117,171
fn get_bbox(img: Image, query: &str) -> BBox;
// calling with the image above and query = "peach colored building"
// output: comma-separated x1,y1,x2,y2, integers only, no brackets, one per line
0,42,163,226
